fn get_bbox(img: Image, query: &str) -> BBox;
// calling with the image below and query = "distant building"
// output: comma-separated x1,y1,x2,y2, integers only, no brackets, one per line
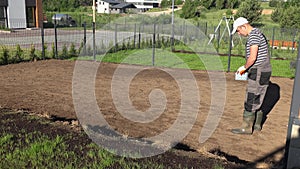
96,0,160,13
0,0,43,29
97,0,136,14
124,0,160,11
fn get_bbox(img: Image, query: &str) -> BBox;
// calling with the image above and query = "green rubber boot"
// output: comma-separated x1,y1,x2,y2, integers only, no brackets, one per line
231,110,255,135
254,111,263,131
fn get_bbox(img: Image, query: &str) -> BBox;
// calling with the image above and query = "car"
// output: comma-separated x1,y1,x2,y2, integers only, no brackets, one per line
52,14,77,27
169,5,178,9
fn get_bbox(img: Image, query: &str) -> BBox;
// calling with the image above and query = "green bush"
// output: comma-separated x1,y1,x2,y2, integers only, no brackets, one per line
0,46,9,65
12,44,23,63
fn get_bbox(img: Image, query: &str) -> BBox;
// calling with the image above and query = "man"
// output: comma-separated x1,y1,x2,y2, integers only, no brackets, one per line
231,17,272,134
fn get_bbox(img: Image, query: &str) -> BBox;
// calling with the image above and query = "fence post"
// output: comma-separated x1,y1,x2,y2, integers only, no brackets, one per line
217,26,220,53
138,24,141,49
83,22,87,56
227,24,233,72
205,22,207,36
152,24,156,66
41,26,45,60
292,29,297,53
196,22,199,40
285,39,300,169
93,21,96,61
115,24,118,52
171,18,175,51
54,16,58,59
271,27,275,57
134,23,136,48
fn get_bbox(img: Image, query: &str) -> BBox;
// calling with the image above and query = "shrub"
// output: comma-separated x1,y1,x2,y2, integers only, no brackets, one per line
30,44,37,61
60,44,68,59
12,44,23,63
0,46,9,65
51,43,56,59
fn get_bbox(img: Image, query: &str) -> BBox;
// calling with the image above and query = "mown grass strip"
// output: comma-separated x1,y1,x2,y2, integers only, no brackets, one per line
72,48,295,78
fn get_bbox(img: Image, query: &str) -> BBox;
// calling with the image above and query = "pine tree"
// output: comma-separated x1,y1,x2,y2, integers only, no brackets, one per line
235,0,262,24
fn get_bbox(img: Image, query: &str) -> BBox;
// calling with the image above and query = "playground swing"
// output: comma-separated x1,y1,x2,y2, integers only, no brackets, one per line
208,15,241,48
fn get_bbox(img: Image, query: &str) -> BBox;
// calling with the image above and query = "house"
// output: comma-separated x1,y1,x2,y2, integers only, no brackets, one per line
97,0,119,14
97,0,159,14
0,0,43,29
124,0,160,11
97,0,136,14
110,3,136,14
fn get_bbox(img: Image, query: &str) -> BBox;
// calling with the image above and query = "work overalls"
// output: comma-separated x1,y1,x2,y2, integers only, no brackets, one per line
244,55,272,113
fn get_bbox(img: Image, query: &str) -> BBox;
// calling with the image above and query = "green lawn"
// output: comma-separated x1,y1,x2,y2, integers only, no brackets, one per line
73,48,296,78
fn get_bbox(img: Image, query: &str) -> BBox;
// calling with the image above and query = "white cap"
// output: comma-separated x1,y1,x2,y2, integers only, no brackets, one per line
231,17,248,35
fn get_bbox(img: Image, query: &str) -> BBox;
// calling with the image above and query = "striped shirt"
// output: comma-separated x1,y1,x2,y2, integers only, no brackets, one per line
246,28,269,66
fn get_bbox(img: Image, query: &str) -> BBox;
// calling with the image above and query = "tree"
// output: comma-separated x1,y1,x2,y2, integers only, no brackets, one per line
160,0,172,8
271,7,283,23
200,0,215,9
226,0,240,9
271,0,300,28
235,0,262,24
216,0,225,9
43,0,91,12
180,0,200,19
279,6,300,29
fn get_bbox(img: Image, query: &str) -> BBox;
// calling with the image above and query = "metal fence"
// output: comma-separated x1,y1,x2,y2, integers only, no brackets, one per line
0,20,298,72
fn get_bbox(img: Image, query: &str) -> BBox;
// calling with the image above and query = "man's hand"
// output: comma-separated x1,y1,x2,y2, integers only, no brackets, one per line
237,66,246,75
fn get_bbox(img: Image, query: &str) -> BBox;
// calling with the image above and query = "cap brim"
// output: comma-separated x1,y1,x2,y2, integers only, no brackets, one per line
231,26,237,35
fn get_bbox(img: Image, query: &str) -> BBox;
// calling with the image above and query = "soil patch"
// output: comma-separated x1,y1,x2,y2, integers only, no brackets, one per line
0,60,292,168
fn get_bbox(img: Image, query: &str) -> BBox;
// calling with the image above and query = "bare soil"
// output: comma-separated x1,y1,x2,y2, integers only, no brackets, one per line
0,60,292,168
232,9,273,15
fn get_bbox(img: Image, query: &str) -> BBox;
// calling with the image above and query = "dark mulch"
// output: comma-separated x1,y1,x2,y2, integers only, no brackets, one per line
0,108,248,169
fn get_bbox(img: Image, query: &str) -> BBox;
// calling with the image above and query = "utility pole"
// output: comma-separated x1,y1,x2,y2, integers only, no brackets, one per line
171,0,175,51
93,0,96,61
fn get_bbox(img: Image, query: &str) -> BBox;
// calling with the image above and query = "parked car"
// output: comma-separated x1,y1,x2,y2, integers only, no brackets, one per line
52,14,77,27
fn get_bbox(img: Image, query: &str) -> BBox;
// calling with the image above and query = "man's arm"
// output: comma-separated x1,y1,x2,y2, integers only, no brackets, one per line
245,45,258,69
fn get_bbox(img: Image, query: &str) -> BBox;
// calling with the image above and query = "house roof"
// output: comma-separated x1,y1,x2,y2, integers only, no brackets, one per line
101,0,120,5
111,3,136,9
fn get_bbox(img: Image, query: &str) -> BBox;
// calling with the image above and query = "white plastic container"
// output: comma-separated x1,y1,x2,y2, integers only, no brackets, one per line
235,72,248,81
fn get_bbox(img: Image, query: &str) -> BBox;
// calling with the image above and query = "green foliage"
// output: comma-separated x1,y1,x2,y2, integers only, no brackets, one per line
180,0,200,19
175,0,184,5
160,0,172,8
60,44,68,59
43,0,88,12
216,0,226,10
51,43,56,59
269,0,280,7
270,0,300,28
200,0,240,9
271,7,283,23
235,0,262,24
201,0,215,9
0,46,9,65
29,44,37,61
226,0,240,9
43,44,48,59
279,6,300,29
156,14,172,24
12,44,23,63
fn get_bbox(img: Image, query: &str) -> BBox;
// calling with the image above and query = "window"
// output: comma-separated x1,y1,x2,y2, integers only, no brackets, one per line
26,7,36,27
0,6,7,28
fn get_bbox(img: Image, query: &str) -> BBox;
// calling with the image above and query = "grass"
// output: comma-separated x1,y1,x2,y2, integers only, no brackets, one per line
0,111,229,169
0,119,163,168
73,48,296,78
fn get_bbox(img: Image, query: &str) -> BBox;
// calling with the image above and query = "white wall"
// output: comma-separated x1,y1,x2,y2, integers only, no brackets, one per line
97,0,110,14
7,0,27,28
